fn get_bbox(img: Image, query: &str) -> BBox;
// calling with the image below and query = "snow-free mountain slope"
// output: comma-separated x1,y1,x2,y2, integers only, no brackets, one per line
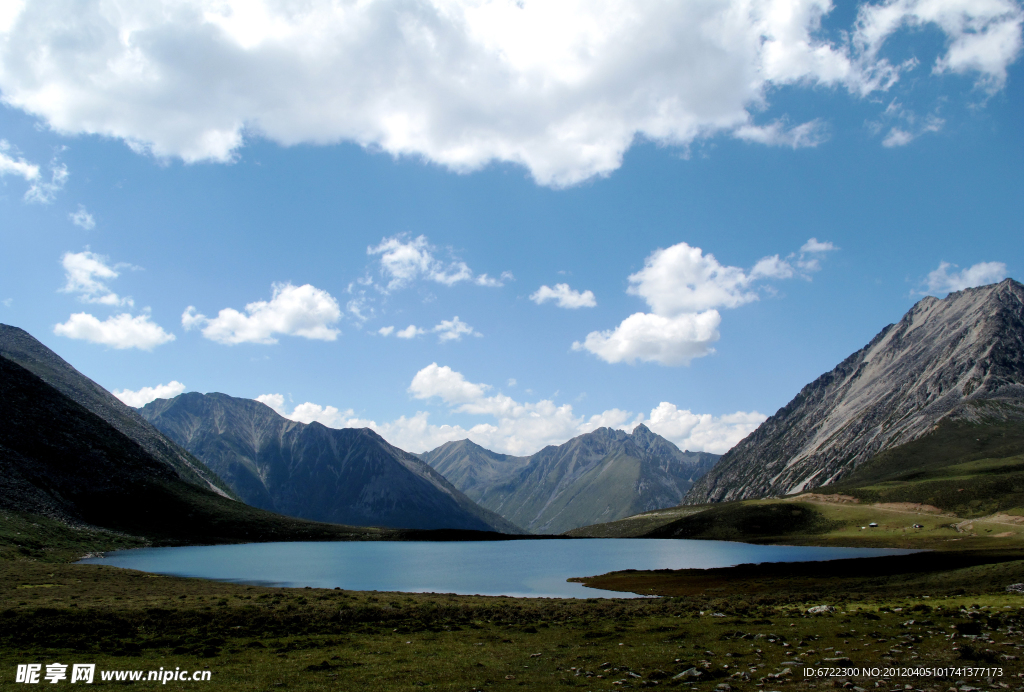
421,425,718,534
139,392,522,533
0,323,233,498
686,279,1024,503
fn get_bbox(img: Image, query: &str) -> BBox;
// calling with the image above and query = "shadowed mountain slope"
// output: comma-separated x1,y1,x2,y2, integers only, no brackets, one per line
686,279,1024,503
139,393,522,533
420,426,718,534
0,324,233,498
0,355,411,546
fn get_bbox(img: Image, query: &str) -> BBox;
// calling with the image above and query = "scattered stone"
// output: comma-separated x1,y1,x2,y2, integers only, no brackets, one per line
808,605,836,615
1007,585,1024,594
673,668,703,680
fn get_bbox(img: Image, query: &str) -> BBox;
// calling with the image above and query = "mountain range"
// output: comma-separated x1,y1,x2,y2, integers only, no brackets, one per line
138,392,521,534
686,278,1024,503
420,426,718,534
0,328,411,547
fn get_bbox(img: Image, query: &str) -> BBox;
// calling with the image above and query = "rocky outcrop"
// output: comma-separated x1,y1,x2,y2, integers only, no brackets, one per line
139,393,522,533
685,279,1024,503
420,425,718,534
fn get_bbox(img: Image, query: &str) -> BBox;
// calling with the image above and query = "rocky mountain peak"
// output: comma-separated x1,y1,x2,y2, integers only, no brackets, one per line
685,279,1024,504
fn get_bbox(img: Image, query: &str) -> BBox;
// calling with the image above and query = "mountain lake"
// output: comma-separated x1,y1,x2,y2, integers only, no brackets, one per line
78,539,917,598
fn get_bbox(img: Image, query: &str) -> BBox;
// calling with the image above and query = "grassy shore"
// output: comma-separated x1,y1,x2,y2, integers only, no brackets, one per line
4,552,1024,691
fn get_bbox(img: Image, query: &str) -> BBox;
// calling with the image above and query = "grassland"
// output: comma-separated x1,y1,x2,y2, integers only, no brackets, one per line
5,554,1024,691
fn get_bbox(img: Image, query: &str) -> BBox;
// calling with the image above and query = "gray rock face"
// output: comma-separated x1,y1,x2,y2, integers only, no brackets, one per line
685,279,1024,503
0,324,234,499
420,425,718,534
139,392,522,533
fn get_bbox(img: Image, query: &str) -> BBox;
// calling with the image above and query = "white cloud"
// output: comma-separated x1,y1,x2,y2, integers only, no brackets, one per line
0,0,1018,186
432,316,480,342
577,238,837,366
114,380,187,407
644,402,766,454
69,205,96,230
0,139,39,181
261,364,762,455
378,326,395,336
183,282,341,344
60,251,132,306
257,393,369,428
800,237,836,254
408,363,490,404
24,161,67,204
367,235,506,291
396,324,425,339
732,119,829,148
530,283,597,309
573,310,723,366
627,243,759,315
923,260,1008,294
507,378,516,387
54,312,176,350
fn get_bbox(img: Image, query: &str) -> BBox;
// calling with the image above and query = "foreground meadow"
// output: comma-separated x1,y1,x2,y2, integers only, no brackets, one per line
4,546,1024,691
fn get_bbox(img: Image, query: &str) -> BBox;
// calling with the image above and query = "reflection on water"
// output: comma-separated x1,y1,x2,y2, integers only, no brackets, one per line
79,539,916,599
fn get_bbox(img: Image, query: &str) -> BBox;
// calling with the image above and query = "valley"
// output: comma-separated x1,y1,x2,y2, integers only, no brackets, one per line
3,280,1024,691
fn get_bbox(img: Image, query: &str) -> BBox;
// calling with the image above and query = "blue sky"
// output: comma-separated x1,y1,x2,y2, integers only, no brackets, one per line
1,0,1021,455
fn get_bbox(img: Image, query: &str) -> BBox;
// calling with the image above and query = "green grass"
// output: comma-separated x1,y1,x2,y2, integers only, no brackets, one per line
5,556,1024,691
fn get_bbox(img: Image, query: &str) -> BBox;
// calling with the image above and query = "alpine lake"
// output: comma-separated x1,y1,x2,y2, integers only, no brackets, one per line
78,539,913,598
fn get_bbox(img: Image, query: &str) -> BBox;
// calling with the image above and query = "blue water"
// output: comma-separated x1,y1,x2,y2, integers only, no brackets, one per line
79,539,916,599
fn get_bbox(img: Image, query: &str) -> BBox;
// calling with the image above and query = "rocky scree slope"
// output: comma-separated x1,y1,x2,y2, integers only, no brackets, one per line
685,278,1024,503
0,324,233,498
139,392,521,534
420,425,718,534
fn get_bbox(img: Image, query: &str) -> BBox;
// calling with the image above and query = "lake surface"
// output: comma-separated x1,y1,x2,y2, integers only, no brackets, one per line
79,539,916,599
75,536,917,597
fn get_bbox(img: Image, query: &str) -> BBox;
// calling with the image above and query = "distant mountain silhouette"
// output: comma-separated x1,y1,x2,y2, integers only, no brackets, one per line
420,425,718,534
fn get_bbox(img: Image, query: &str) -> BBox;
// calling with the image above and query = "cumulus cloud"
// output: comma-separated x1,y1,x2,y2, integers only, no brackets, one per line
0,0,1018,186
54,312,176,350
396,325,425,339
114,380,187,407
644,402,766,454
257,393,370,428
69,205,96,230
574,311,723,367
367,235,507,291
923,260,1008,294
60,251,132,306
261,363,762,455
183,282,341,344
530,283,597,309
576,239,836,366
